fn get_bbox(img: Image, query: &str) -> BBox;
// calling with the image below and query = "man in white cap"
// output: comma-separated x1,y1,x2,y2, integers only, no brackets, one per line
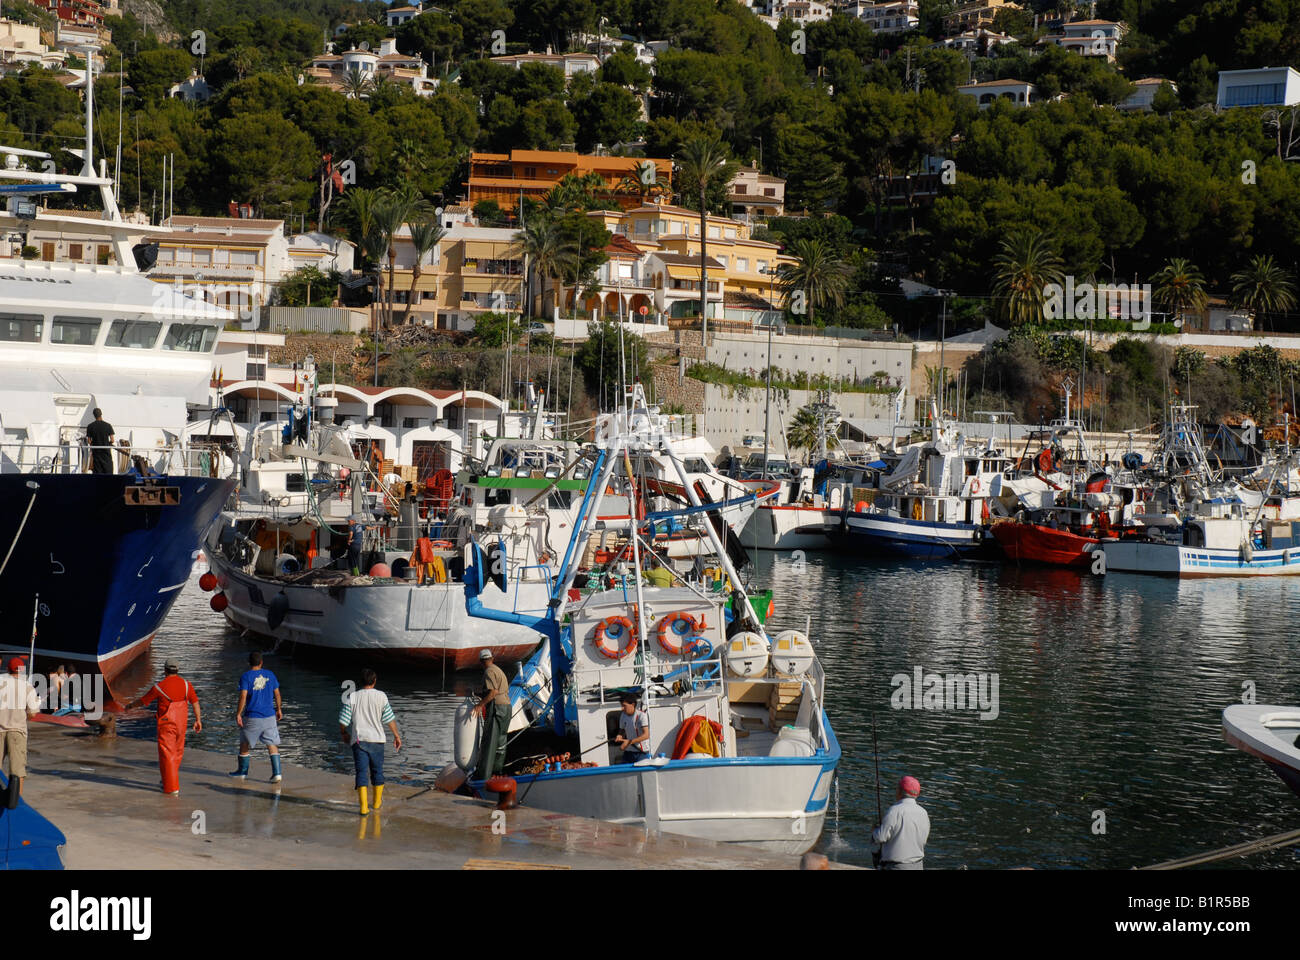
873,775,930,869
473,649,510,780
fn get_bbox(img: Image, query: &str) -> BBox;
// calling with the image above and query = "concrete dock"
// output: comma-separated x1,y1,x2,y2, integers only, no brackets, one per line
23,724,826,869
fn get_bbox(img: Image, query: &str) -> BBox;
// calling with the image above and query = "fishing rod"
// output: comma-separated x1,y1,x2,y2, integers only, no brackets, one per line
871,705,883,869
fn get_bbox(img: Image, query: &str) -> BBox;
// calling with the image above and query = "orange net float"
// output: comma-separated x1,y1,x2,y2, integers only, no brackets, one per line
656,611,702,655
594,615,637,659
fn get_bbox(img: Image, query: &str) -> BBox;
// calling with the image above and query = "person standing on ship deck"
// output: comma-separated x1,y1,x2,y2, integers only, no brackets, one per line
873,775,930,870
126,659,202,796
85,408,115,475
474,649,510,781
613,692,650,763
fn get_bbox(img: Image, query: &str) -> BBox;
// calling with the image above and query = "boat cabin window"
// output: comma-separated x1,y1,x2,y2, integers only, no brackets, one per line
0,313,42,343
162,323,218,353
51,316,102,346
682,457,712,474
107,319,162,349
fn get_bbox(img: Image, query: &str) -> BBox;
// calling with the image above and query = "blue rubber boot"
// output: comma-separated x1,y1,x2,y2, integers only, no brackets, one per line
229,754,250,779
270,754,282,783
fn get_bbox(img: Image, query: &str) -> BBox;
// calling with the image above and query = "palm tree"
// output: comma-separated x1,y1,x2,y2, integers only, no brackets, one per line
512,217,578,318
675,136,739,337
1151,257,1209,327
1231,254,1297,326
341,187,380,262
400,218,446,326
991,231,1065,328
617,160,671,204
341,68,372,100
777,237,851,326
372,184,430,329
543,172,608,214
787,404,821,463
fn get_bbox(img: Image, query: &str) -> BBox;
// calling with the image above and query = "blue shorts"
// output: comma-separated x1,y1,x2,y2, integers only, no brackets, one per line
241,715,280,747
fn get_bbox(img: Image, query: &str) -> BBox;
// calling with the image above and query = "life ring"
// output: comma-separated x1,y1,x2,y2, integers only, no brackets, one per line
682,635,713,661
594,615,637,659
657,611,701,655
430,539,454,550
971,477,981,495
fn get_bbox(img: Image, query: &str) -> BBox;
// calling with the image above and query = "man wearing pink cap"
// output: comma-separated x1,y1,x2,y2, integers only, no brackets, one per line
872,775,930,870
0,657,41,804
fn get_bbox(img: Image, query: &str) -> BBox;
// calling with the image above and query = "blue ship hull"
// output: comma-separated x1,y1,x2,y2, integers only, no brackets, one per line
0,473,234,683
836,512,991,561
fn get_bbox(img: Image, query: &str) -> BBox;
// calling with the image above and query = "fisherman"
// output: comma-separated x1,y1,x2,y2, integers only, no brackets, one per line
85,408,115,475
612,692,650,763
230,651,283,783
474,649,510,781
0,657,41,802
872,775,930,870
338,668,401,815
642,552,673,588
126,659,202,797
347,514,367,575
47,664,67,710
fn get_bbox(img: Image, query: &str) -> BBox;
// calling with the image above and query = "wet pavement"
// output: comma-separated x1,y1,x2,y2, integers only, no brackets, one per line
24,724,830,869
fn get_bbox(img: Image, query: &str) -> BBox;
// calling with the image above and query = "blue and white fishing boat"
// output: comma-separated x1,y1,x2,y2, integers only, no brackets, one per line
836,408,1010,560
0,71,235,683
447,385,840,855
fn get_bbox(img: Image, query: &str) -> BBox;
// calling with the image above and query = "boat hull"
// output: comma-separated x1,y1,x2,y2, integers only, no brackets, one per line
1097,541,1300,577
207,549,550,668
478,725,839,855
837,511,990,560
741,505,836,551
990,521,1101,568
0,473,235,683
1222,704,1300,799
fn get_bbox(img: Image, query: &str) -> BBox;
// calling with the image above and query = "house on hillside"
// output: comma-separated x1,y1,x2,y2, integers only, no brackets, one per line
956,78,1040,108
1216,67,1300,108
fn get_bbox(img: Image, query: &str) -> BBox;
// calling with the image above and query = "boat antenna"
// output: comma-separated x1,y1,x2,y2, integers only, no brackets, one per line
81,47,94,178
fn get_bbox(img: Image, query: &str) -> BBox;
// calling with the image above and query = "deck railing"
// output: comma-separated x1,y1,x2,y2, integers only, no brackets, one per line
0,442,237,479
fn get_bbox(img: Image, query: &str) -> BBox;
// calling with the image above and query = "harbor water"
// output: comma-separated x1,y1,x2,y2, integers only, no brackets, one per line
113,553,1300,869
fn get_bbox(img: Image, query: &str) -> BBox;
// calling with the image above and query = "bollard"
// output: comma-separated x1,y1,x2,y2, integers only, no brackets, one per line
485,775,518,810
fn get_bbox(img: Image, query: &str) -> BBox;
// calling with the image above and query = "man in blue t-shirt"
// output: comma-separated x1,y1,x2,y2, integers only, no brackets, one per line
229,651,283,783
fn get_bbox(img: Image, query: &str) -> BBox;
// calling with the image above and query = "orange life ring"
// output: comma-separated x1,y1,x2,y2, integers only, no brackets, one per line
594,615,637,659
971,477,981,495
430,539,454,549
656,611,702,655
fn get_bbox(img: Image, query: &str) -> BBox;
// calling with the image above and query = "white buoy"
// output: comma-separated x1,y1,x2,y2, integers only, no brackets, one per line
453,697,482,772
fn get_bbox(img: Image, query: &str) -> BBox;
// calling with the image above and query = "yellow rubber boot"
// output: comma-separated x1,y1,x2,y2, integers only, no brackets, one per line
356,786,370,815
373,784,384,810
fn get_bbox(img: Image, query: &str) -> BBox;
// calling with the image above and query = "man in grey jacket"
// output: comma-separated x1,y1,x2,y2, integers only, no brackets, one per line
873,775,930,870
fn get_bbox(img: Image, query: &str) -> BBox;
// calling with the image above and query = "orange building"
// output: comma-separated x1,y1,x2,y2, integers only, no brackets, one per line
466,150,673,212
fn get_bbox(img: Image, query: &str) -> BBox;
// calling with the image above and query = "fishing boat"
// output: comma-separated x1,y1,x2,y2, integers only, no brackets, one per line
447,385,839,854
202,365,552,668
836,407,1010,560
1222,704,1300,798
0,75,235,682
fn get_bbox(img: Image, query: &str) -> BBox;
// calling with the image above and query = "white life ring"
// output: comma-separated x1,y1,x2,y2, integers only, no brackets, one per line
971,478,981,495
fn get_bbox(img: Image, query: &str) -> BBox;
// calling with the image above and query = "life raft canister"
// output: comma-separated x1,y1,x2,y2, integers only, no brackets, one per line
656,611,701,655
594,615,637,659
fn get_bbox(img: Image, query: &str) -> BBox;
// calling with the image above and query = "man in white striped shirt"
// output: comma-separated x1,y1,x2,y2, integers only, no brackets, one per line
338,669,402,816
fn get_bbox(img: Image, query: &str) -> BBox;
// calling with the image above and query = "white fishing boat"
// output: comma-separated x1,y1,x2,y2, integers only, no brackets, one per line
1222,704,1300,798
739,467,847,551
447,385,839,855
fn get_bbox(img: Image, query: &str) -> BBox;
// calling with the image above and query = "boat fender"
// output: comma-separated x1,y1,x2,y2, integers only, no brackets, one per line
210,592,229,613
656,611,700,655
1287,548,1296,565
972,524,984,542
198,572,217,592
266,592,290,631
1241,539,1254,563
434,761,467,794
453,697,482,772
594,616,637,659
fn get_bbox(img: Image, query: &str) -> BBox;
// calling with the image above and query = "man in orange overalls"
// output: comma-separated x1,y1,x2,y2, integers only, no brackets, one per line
127,659,202,796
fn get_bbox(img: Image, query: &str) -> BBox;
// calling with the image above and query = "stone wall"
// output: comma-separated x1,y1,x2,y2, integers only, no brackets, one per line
271,333,367,382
